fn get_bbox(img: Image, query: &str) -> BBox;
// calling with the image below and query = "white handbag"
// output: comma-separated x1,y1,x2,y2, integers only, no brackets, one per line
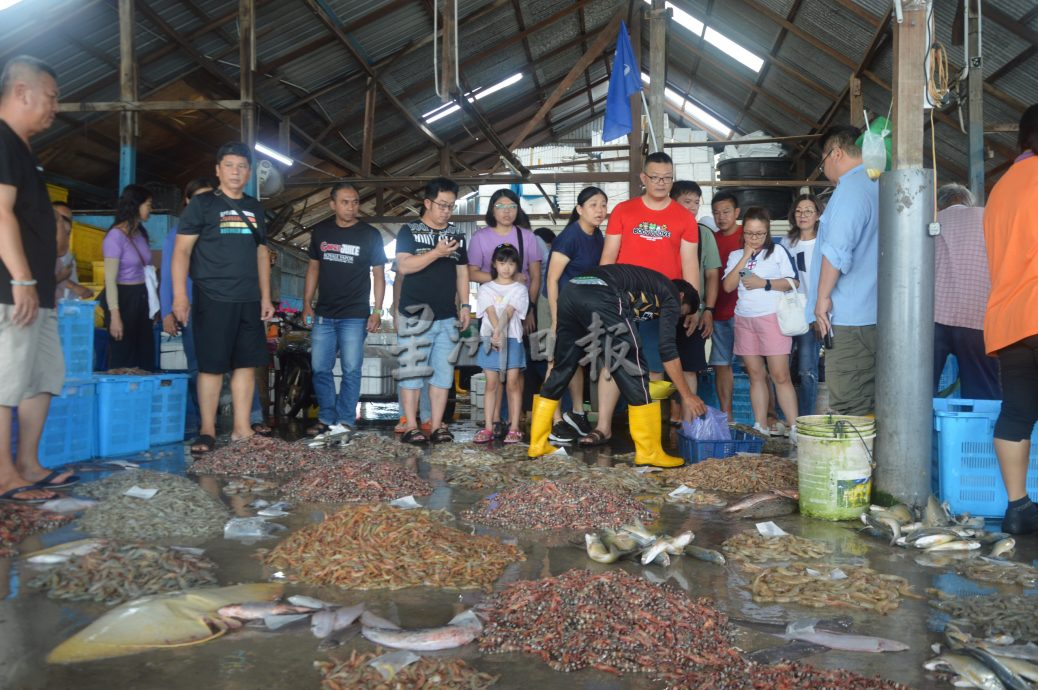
776,277,809,336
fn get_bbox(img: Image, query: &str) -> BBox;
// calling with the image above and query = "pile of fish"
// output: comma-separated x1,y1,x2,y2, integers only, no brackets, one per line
722,531,831,562
720,489,799,518
315,649,497,690
583,519,698,566
925,626,1038,690
930,592,1038,643
651,486,728,508
339,433,422,463
76,471,228,542
461,480,653,531
222,476,279,495
279,459,432,503
478,569,741,674
659,454,798,493
749,562,919,614
27,541,217,605
188,435,327,476
427,443,515,467
443,454,665,496
263,504,523,591
862,497,1009,556
664,660,911,690
0,504,72,557
957,557,1038,588
444,465,512,490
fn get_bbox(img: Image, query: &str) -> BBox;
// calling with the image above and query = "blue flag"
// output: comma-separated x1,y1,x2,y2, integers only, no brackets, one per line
602,21,643,143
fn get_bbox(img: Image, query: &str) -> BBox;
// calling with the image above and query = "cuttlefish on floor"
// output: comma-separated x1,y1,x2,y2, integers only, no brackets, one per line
47,583,283,664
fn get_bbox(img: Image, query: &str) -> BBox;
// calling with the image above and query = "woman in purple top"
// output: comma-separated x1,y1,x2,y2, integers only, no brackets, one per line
467,189,542,333
102,184,155,370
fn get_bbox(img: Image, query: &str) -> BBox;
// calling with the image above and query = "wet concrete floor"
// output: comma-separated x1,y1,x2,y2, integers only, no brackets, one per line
1,399,1036,689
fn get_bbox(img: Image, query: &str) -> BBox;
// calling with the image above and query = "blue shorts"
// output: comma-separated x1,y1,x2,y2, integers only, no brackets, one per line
637,319,663,373
477,337,526,372
708,318,735,366
395,317,457,390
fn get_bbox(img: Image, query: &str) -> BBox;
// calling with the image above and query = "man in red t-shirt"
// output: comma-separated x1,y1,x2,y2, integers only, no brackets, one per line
709,191,743,420
573,151,700,449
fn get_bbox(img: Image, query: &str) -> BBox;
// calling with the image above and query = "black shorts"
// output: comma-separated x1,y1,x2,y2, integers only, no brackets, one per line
994,334,1038,442
192,287,269,374
676,323,708,373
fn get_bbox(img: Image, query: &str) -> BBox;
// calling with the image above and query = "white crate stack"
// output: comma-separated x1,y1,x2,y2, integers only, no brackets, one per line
470,373,486,408
332,355,393,397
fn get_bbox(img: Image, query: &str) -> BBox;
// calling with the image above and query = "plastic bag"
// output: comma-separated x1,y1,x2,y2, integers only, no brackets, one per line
858,115,891,181
682,406,731,441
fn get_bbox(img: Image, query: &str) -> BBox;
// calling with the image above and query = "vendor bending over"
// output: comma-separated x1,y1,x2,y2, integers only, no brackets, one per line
529,264,707,467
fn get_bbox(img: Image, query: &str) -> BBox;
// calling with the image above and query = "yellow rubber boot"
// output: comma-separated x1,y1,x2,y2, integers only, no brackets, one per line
528,395,560,458
629,402,684,468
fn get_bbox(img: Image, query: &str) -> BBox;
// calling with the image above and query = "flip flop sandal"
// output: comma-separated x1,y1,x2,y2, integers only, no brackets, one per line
577,429,612,447
0,485,55,504
251,422,274,437
400,428,428,445
33,470,80,490
430,427,454,443
190,434,216,454
503,430,523,444
473,429,494,444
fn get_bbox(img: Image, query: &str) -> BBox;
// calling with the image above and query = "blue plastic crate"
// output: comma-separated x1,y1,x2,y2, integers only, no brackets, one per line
933,398,1038,517
94,375,154,457
148,373,189,445
732,372,755,425
677,428,765,464
57,300,96,379
39,380,95,467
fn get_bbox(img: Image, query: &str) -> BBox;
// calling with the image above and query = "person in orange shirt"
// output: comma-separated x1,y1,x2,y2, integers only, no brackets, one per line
983,103,1038,536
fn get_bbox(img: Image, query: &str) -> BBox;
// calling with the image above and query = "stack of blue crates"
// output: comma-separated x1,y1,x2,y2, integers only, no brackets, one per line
933,398,1038,518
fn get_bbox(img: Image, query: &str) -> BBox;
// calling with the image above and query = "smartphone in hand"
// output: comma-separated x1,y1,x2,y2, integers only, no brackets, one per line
823,329,834,349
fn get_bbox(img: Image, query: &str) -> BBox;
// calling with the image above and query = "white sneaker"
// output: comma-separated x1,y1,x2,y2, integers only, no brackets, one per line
752,423,772,437
314,423,350,441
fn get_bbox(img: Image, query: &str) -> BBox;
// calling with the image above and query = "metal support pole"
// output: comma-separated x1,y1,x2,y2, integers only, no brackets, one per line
118,0,136,192
967,0,985,203
647,0,666,153
240,0,257,196
874,169,934,506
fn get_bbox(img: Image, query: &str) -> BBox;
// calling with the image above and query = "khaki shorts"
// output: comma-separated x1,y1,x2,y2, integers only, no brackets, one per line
0,306,65,407
826,324,877,416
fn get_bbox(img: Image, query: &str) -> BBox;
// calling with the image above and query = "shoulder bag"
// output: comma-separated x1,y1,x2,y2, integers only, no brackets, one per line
776,277,809,336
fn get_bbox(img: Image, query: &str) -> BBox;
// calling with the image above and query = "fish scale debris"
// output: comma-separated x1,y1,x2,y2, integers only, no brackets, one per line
28,542,218,605
264,504,523,591
478,569,740,674
76,470,228,542
461,480,653,531
279,459,432,503
749,562,919,614
659,454,798,493
0,505,72,557
315,649,497,689
722,531,832,562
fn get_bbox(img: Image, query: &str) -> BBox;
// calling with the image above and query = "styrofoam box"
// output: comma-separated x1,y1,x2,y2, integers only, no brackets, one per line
159,335,188,371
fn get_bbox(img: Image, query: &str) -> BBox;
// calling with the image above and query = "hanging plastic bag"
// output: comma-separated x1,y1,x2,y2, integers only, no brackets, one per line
858,115,891,181
682,406,731,441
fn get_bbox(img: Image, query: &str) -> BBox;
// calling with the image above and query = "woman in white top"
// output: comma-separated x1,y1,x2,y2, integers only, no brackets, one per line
722,207,799,439
781,194,822,417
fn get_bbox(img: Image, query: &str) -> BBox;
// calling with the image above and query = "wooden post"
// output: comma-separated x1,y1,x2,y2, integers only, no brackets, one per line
891,1,927,169
118,0,136,192
361,79,376,177
628,3,643,198
849,76,864,127
648,0,667,153
439,0,457,102
967,0,985,203
239,0,257,152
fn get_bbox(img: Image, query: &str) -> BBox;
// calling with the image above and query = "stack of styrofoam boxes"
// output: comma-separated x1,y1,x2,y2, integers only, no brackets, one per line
360,356,391,396
470,373,486,409
159,333,189,370
668,129,714,209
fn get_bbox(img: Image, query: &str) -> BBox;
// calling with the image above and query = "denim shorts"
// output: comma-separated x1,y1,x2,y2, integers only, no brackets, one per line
477,337,526,371
708,318,735,366
395,317,457,390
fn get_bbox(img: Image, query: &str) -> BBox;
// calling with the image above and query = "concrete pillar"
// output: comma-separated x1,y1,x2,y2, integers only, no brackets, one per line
967,0,985,203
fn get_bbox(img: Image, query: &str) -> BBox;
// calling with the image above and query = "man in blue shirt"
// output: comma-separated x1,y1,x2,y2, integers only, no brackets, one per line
807,125,880,415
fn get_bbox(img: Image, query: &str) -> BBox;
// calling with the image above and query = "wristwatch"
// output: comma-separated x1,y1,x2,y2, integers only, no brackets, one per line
459,303,471,310
765,280,772,291
704,306,715,313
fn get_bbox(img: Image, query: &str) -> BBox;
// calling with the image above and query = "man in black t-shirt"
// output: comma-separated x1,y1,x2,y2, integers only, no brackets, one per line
0,56,74,502
172,142,274,454
301,182,387,438
393,177,470,444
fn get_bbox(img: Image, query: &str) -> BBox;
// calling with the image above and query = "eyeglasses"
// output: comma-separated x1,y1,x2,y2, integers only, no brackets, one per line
429,200,453,210
744,232,769,239
494,203,518,211
794,209,817,216
818,147,838,172
644,175,673,185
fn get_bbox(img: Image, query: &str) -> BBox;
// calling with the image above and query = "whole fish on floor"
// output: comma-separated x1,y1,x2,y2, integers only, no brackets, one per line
360,609,483,651
925,653,1007,690
722,490,799,519
782,619,909,653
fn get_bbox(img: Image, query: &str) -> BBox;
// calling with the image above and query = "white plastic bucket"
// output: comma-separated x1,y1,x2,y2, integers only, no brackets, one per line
796,415,876,521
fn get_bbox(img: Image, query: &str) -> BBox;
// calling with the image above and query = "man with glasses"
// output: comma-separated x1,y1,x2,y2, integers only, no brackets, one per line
709,190,743,421
393,177,471,444
588,151,700,448
807,125,879,415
